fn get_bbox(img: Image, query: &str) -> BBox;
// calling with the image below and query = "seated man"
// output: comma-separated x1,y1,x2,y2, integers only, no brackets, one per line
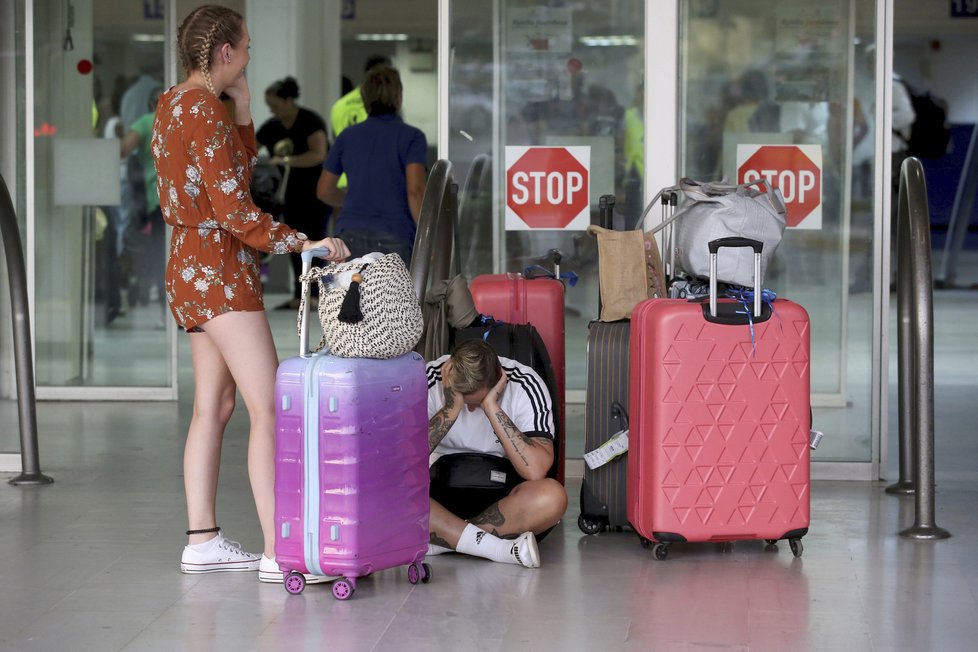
426,339,568,568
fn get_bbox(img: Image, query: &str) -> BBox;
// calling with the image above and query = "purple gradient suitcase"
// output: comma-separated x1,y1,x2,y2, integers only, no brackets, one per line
273,250,431,599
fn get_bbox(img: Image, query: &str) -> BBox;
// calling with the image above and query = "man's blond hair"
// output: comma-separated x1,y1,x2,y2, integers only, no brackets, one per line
449,340,501,395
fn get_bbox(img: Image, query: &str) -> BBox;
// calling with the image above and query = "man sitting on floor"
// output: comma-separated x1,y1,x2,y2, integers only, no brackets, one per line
425,339,568,568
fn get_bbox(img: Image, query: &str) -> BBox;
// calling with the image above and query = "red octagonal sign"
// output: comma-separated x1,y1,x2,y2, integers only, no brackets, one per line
737,144,822,229
506,146,590,229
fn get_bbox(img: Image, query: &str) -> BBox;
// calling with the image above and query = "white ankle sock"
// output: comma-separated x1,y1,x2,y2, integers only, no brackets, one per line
427,542,453,556
454,523,518,564
186,535,220,552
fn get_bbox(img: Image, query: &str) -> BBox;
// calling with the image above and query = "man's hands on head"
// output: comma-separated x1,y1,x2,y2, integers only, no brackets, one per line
441,360,464,416
481,363,507,414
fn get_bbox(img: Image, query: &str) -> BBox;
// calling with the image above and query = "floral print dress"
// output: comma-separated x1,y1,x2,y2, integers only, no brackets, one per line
152,87,306,330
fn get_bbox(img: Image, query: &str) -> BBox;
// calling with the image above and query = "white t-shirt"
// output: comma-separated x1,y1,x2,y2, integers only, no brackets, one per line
426,354,554,466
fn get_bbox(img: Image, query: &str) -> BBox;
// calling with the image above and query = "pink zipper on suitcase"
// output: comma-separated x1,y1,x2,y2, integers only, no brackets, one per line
273,249,432,599
628,237,810,560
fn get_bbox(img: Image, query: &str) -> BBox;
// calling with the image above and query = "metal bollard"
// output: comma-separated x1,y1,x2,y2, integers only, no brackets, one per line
0,173,53,486
889,158,949,540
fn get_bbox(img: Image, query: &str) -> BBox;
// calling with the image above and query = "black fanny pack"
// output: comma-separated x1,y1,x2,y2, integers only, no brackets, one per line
429,453,520,519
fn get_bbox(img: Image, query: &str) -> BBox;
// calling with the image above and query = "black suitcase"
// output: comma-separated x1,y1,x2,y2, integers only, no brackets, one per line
453,320,561,482
579,319,631,533
578,194,632,533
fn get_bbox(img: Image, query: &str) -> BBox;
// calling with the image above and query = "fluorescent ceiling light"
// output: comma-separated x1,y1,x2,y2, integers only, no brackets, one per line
355,33,409,42
580,35,638,47
132,34,165,42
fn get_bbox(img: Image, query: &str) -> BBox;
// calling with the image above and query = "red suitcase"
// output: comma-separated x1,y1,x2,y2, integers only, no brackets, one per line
470,272,565,483
627,238,810,560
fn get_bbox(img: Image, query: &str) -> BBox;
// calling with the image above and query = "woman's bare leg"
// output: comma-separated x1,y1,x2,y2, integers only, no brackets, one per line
185,332,236,545
200,311,281,557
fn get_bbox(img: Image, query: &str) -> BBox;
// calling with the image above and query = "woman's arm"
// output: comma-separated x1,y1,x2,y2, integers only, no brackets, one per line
316,169,346,208
270,129,328,168
405,162,426,223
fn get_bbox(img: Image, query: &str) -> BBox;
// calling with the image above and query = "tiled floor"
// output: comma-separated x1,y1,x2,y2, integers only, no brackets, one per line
2,283,977,651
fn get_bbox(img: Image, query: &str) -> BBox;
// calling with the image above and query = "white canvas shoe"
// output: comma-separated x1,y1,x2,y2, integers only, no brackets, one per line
257,555,338,584
180,532,260,574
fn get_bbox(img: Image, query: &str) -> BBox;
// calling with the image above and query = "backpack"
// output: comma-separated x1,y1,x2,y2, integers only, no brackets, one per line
899,80,951,159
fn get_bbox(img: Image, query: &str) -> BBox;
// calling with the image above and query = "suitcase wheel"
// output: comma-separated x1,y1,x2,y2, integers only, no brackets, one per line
332,578,355,600
651,543,669,561
765,539,778,546
408,561,433,585
284,571,305,595
577,515,605,535
789,538,804,558
638,536,652,549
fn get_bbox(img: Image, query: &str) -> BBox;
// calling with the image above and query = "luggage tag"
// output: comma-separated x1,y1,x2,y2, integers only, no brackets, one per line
584,429,629,470
809,429,824,450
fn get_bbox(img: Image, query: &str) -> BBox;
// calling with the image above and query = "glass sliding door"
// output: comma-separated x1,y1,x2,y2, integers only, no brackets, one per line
32,0,174,398
447,0,646,459
677,0,882,468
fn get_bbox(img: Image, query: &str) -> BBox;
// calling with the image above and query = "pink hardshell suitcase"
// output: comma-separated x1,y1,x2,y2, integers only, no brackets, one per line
470,271,566,483
273,249,431,598
627,238,811,560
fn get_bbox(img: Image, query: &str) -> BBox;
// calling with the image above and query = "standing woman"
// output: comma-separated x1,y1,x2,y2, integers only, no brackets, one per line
316,65,428,265
257,77,331,310
153,5,350,578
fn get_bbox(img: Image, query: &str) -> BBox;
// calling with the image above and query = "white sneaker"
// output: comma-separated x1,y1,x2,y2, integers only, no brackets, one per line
426,542,454,556
257,554,337,584
180,532,260,574
510,532,541,569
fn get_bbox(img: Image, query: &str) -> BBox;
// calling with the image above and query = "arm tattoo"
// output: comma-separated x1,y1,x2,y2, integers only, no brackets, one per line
428,407,457,453
494,410,534,467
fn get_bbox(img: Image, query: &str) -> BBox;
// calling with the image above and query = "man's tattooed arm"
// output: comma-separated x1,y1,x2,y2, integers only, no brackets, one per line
428,404,459,454
494,410,539,468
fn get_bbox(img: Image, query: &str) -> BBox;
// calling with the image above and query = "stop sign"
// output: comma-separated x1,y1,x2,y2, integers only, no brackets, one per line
505,146,590,230
737,144,823,229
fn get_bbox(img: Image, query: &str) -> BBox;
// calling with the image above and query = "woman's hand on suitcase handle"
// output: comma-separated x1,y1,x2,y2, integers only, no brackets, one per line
303,237,350,262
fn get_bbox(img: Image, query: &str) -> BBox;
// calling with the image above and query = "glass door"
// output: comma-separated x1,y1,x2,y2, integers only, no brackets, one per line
676,0,884,471
445,0,646,460
31,0,175,398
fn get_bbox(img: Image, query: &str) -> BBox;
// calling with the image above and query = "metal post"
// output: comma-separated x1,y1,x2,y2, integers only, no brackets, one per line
0,173,53,486
894,158,949,540
885,179,915,495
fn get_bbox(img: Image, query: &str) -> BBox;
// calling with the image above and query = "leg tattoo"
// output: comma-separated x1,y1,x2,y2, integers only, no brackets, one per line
471,502,516,538
429,532,452,549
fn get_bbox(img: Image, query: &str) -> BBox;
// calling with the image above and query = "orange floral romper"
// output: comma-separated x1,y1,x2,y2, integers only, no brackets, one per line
152,88,306,331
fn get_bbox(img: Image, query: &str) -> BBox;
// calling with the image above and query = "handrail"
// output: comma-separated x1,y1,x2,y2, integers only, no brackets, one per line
0,173,53,486
410,159,459,302
885,157,949,540
936,125,978,288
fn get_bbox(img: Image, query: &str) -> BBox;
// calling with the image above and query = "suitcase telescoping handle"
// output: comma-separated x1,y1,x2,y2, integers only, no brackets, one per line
298,247,330,357
708,237,763,319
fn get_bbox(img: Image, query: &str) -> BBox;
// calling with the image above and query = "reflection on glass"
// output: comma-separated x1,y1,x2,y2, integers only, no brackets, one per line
680,0,878,462
34,0,170,388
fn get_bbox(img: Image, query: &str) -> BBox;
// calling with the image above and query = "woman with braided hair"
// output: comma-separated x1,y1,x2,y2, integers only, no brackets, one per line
152,5,350,583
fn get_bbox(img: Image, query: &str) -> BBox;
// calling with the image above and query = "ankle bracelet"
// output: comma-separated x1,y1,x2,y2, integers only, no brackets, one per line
186,526,220,535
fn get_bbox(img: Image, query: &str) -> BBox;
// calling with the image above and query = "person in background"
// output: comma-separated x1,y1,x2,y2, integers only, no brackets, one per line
330,54,391,140
316,65,427,264
425,339,568,568
256,76,331,310
120,87,166,319
152,4,350,583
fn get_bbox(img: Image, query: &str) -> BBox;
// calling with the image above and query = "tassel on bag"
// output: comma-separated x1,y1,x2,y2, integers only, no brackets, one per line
337,264,369,324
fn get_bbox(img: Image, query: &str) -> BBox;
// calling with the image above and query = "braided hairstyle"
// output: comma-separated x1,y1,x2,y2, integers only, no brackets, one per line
177,5,244,96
